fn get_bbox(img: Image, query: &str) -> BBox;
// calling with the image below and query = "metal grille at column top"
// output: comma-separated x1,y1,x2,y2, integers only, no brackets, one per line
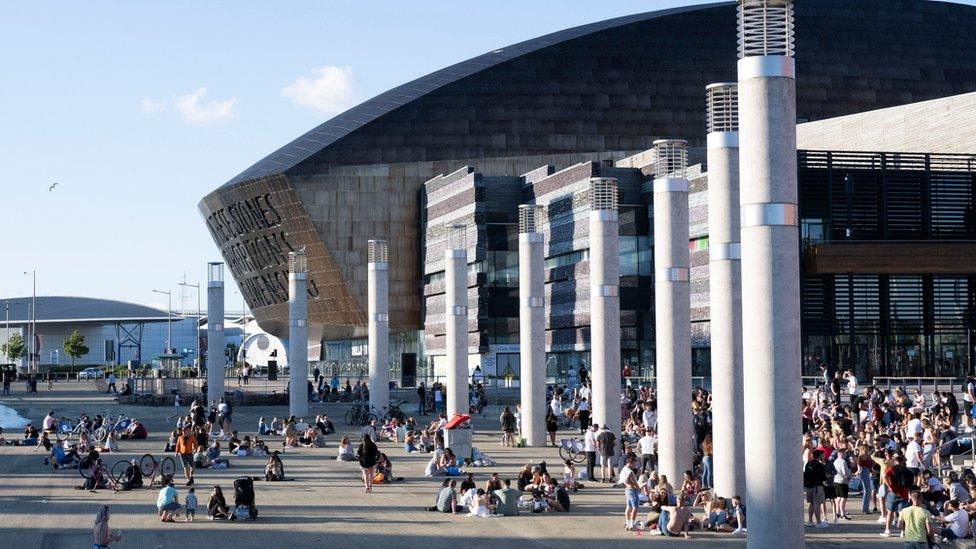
368,239,389,263
588,179,618,211
737,0,794,58
518,205,544,234
289,249,307,273
207,262,223,283
652,139,688,180
706,83,738,133
446,224,467,251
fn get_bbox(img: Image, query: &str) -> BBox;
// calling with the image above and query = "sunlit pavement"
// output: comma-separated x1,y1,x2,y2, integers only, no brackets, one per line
0,382,907,548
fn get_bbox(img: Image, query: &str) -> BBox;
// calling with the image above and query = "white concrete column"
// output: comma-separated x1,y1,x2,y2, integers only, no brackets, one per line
206,262,225,403
444,224,472,458
518,205,546,447
737,1,802,547
444,224,469,418
653,139,693,486
367,239,390,414
588,178,621,437
288,249,309,418
706,82,746,499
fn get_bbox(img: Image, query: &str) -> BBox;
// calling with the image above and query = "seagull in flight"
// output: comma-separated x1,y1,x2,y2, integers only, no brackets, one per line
49,182,58,191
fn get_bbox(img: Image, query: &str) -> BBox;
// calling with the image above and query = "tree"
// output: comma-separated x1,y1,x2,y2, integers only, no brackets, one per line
1,333,26,362
63,330,90,366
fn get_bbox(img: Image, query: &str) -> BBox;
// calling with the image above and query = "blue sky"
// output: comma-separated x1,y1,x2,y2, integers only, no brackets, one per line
1,1,972,313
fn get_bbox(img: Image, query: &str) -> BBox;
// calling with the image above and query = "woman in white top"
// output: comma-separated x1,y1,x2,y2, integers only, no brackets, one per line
832,448,852,523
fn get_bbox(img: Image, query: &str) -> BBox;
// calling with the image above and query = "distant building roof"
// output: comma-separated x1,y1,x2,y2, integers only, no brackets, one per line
0,296,176,325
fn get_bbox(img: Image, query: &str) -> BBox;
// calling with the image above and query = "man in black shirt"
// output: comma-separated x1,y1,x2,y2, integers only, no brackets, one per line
804,449,827,527
597,426,617,483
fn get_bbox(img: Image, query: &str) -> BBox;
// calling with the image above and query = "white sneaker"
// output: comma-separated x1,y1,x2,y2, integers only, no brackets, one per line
732,528,745,536
876,515,887,523
879,531,892,537
816,522,829,529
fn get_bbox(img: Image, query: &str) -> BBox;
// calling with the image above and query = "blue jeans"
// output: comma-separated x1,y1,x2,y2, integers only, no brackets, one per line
701,455,713,489
859,468,874,513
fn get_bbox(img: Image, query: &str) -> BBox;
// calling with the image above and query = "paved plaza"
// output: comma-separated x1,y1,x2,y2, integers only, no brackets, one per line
0,382,913,548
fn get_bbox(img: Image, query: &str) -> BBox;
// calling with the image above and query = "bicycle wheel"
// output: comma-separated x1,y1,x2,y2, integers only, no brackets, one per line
139,453,156,477
160,456,176,478
79,461,95,479
111,460,129,483
391,409,405,422
571,448,586,464
364,412,379,425
344,409,356,425
55,425,69,443
93,427,108,443
558,445,572,462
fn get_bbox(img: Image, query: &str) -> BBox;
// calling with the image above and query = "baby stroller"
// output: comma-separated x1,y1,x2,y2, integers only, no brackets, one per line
231,476,258,521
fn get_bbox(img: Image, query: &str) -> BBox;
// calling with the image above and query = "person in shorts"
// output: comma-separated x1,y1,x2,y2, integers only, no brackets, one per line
175,427,195,486
156,480,182,522
184,487,197,522
803,449,828,527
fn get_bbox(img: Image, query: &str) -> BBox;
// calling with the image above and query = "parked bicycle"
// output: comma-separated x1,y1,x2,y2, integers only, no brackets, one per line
94,413,133,443
54,415,95,443
139,453,177,489
558,437,586,464
344,402,372,426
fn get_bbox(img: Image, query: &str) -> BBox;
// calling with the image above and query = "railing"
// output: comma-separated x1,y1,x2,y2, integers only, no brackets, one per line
802,375,962,396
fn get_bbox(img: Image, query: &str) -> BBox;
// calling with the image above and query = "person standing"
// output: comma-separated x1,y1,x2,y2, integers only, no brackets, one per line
417,382,427,415
175,427,195,486
433,384,444,415
620,454,641,530
499,407,516,447
93,505,121,548
897,490,933,549
832,447,852,523
638,428,657,474
597,424,617,483
357,433,380,494
106,372,117,394
803,449,828,528
855,444,875,515
700,434,713,490
577,398,591,434
583,423,598,481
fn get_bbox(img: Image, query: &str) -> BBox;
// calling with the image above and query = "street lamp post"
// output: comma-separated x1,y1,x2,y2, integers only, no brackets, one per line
152,289,173,355
178,280,202,375
24,271,36,373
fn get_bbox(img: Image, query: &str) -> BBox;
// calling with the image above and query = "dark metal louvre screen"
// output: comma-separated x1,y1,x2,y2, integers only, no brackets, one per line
798,151,976,240
888,275,925,334
933,276,972,332
833,274,881,334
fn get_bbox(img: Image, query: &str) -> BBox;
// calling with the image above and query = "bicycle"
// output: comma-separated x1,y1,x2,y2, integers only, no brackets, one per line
558,437,587,464
385,401,406,423
79,459,125,493
139,453,177,489
345,402,371,426
55,416,95,443
94,413,133,443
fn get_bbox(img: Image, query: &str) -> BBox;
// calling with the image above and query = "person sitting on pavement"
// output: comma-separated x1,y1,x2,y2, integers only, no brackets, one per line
493,478,521,516
118,459,143,491
121,419,148,440
50,443,81,469
337,436,356,461
658,490,693,538
436,479,460,514
265,450,285,481
207,485,230,519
